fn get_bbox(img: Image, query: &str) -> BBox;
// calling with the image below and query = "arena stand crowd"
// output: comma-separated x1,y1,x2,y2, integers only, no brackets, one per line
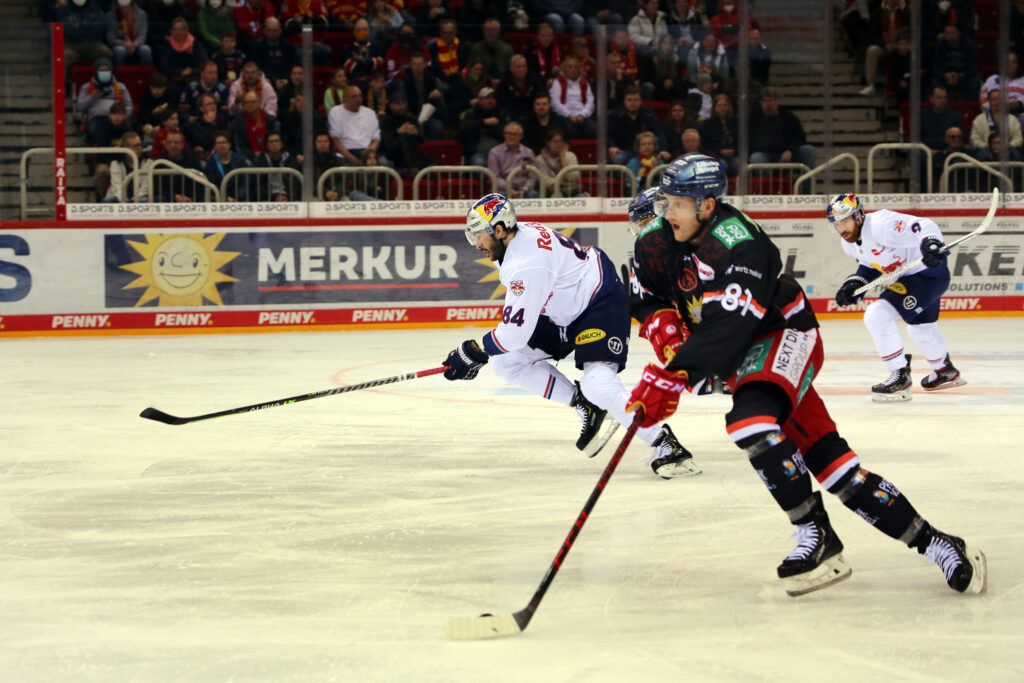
44,0,1022,202
843,0,1024,190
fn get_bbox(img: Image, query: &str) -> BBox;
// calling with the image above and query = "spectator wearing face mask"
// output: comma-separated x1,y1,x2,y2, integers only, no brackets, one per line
77,58,134,134
59,0,113,67
197,0,236,53
342,17,386,87
106,0,152,69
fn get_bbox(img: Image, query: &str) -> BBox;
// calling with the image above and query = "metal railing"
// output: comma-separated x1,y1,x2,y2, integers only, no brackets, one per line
221,167,304,202
742,163,813,195
412,166,496,200
939,153,1021,193
794,153,861,196
318,167,404,201
504,165,546,198
645,164,670,189
553,164,636,198
147,160,220,203
121,159,221,204
867,143,932,194
20,146,138,219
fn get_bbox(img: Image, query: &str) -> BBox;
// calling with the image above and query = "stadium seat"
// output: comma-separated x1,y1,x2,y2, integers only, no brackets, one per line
70,64,95,100
415,177,483,200
115,66,157,114
418,139,463,165
572,138,598,164
320,32,354,58
974,1,999,29
578,173,624,197
975,31,998,67
749,176,792,195
643,100,670,119
504,32,535,55
313,66,333,102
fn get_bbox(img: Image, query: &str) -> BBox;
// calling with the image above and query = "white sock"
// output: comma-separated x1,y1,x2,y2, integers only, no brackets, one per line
491,348,576,405
864,299,907,371
580,361,662,445
907,322,949,370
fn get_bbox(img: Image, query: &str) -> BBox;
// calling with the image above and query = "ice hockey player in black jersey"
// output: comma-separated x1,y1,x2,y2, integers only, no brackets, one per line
625,153,987,596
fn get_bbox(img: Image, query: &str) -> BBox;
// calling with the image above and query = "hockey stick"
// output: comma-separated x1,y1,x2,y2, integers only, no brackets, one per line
444,412,644,640
140,366,448,426
853,188,1000,297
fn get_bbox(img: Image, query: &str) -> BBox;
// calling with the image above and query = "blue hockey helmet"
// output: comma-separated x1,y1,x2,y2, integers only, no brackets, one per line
826,192,864,224
627,187,659,235
658,153,728,203
466,193,516,245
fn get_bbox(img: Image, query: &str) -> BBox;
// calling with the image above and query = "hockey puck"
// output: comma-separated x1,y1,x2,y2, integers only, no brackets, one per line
480,613,493,617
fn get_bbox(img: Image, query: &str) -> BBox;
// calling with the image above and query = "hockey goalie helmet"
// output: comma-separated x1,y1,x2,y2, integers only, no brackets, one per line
627,187,659,236
827,193,864,225
466,193,516,245
656,153,727,214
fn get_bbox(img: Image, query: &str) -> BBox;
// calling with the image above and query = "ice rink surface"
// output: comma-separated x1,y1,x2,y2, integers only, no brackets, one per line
2,318,1022,682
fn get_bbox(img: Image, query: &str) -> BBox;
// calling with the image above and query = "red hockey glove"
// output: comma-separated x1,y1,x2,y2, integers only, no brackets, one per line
639,309,687,365
627,363,689,428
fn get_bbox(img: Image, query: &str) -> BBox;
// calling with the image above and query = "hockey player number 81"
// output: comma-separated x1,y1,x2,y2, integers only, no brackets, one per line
720,283,755,316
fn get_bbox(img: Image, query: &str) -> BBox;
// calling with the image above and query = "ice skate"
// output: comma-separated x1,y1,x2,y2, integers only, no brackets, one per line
571,382,616,458
778,494,851,596
648,425,702,478
920,355,966,392
922,528,988,595
871,354,912,402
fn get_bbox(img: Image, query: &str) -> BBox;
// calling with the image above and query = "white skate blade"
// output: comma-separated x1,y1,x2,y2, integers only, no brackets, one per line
964,544,988,595
871,389,911,402
782,554,852,597
445,612,522,640
923,377,967,392
583,420,620,458
655,458,703,479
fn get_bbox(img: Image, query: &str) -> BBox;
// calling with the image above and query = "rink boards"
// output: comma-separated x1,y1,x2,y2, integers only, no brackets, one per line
1,195,1022,336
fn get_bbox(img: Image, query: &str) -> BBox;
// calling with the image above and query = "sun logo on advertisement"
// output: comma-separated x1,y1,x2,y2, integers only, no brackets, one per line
475,227,579,300
120,233,240,306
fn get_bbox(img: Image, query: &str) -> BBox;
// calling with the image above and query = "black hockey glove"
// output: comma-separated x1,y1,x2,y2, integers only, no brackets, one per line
442,340,489,380
835,274,869,307
920,237,948,268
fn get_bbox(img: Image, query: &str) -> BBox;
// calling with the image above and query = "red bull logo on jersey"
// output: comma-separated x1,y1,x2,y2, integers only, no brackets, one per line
894,220,905,233
510,280,525,296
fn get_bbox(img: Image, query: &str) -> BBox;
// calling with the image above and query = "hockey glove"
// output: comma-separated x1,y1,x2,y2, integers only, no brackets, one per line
920,237,948,268
442,340,489,380
835,274,869,307
627,363,689,428
639,309,688,364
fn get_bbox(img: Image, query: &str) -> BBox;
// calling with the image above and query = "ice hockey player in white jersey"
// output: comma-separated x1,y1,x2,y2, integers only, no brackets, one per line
827,193,965,401
441,193,701,478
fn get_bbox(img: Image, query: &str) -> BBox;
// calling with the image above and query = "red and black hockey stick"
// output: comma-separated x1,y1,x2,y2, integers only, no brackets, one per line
444,412,644,640
140,366,448,426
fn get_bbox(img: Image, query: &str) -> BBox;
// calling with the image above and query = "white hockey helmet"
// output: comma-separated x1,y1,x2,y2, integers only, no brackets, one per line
466,193,516,245
826,192,864,224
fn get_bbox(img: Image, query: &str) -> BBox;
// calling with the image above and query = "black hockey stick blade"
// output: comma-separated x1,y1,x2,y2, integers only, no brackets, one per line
139,407,190,425
444,413,644,640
